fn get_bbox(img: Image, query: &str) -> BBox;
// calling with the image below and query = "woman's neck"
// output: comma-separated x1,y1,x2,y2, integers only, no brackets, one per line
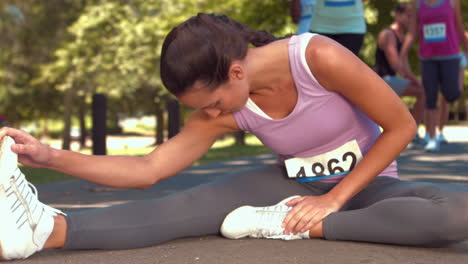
244,39,292,96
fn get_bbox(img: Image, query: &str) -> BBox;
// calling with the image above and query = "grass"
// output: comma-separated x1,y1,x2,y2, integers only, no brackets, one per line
25,134,270,184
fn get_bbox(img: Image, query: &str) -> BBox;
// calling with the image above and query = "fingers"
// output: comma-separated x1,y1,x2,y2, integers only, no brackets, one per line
282,196,337,235
0,127,32,144
296,210,323,233
285,196,305,206
11,143,37,156
0,127,40,158
283,203,317,234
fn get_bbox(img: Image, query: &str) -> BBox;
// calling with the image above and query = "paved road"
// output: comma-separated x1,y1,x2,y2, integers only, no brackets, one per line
11,126,468,264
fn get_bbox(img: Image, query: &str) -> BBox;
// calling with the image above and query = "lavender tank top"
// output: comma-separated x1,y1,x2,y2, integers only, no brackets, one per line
418,0,460,58
233,33,398,183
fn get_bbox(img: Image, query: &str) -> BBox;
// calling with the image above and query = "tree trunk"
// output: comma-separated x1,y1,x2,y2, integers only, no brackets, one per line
167,98,180,139
78,95,87,149
41,119,49,139
234,131,246,145
62,86,77,150
155,102,164,145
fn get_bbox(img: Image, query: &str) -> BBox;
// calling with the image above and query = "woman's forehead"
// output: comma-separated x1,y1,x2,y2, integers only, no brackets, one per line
189,81,210,92
178,84,215,108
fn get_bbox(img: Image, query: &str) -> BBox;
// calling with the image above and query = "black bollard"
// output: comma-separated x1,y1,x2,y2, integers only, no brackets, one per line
167,98,180,139
92,93,107,155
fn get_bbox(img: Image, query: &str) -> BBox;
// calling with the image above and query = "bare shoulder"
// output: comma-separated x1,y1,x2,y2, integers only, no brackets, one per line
304,35,337,66
304,35,355,91
378,28,394,43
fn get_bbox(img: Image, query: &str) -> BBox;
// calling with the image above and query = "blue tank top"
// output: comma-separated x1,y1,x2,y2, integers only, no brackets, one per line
233,33,398,183
309,0,366,34
297,0,316,34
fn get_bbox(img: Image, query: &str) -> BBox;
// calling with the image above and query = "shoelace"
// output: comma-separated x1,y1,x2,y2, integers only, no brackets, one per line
11,169,64,216
27,181,65,216
9,168,65,247
252,205,291,238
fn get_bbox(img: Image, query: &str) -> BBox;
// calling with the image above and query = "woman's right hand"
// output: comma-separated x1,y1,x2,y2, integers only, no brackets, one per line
0,127,52,168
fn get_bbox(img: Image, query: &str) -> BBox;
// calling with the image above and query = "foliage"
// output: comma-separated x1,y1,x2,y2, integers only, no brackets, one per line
1,0,467,130
0,1,76,124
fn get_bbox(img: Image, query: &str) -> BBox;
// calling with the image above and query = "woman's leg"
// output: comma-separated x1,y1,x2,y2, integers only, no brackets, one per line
437,58,461,141
61,165,321,250
439,58,461,104
323,177,468,247
421,60,440,144
438,96,448,141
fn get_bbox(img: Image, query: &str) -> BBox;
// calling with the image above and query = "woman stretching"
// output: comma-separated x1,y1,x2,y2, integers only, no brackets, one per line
1,13,468,261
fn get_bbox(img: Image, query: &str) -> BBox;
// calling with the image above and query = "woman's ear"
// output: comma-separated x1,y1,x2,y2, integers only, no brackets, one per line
229,63,245,81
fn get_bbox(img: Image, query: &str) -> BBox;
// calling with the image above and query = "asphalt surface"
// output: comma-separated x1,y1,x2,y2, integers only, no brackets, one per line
9,126,468,264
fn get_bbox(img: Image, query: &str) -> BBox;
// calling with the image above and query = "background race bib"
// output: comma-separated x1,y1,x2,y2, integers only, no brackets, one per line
423,23,446,43
285,140,363,179
324,0,355,7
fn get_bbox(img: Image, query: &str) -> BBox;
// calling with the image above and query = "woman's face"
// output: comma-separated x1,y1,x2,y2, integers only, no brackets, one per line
178,64,250,118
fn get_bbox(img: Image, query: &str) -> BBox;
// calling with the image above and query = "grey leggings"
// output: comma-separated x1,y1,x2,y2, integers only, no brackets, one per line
64,165,468,249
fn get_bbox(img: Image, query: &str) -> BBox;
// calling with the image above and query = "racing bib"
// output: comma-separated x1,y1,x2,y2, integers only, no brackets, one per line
324,0,355,7
285,140,363,182
423,23,447,43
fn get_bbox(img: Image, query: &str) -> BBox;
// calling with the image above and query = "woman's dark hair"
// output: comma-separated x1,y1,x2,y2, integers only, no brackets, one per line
395,2,409,14
160,13,277,96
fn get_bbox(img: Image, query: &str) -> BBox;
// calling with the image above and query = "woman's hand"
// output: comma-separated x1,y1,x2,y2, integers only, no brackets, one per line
0,127,52,168
282,195,342,235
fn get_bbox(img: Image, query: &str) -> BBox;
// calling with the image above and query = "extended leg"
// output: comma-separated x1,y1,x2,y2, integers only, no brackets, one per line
323,177,468,247
62,165,318,250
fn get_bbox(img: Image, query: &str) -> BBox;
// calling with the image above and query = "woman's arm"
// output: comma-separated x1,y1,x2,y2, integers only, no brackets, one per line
0,111,238,190
400,0,418,58
283,35,416,234
400,0,419,77
309,35,416,205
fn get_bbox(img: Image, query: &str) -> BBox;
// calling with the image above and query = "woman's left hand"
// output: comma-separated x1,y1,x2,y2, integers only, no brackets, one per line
282,195,342,235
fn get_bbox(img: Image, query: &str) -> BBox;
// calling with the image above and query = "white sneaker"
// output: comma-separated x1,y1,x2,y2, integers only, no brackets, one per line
0,136,65,260
424,137,440,152
220,196,309,240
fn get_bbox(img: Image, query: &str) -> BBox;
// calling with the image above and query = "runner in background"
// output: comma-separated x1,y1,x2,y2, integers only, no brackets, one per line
437,31,468,144
291,0,317,34
400,0,468,152
308,0,367,56
374,2,425,145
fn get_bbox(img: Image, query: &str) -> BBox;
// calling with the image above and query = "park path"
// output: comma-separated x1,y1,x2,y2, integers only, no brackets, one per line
12,125,468,264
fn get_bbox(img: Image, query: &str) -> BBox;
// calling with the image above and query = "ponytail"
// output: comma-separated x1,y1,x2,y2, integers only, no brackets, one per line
160,13,278,96
209,13,277,47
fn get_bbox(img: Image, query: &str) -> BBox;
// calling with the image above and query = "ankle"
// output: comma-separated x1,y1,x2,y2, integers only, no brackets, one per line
308,221,324,238
43,215,67,249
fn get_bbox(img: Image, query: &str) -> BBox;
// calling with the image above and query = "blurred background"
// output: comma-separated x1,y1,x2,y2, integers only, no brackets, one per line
1,0,467,183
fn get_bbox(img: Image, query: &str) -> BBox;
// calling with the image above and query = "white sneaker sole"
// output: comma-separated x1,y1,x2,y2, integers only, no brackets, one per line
0,136,7,165
0,136,22,260
0,137,58,260
0,136,10,260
